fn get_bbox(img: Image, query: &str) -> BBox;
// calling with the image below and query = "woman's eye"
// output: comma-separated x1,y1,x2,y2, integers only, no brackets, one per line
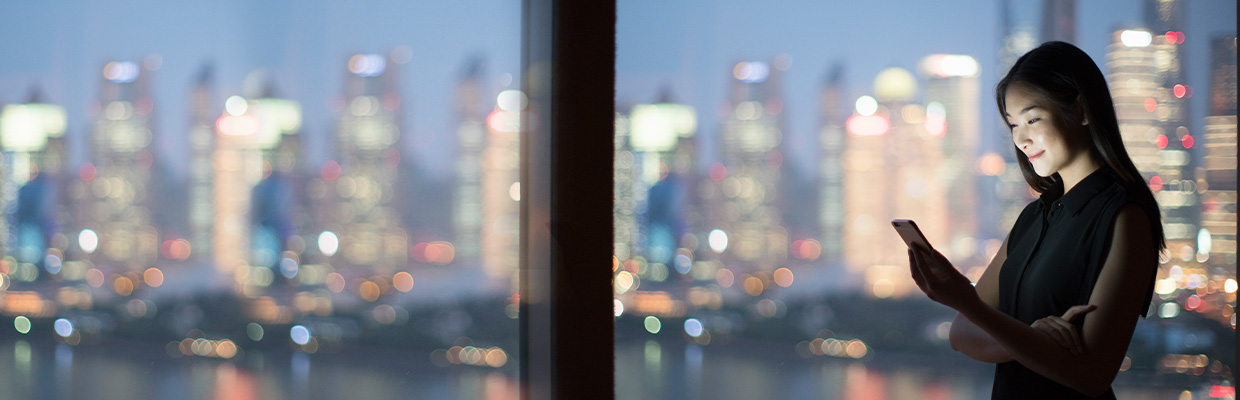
1027,117,1041,124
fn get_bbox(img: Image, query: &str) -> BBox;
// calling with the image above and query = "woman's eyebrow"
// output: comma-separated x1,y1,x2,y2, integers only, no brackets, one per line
1003,105,1040,117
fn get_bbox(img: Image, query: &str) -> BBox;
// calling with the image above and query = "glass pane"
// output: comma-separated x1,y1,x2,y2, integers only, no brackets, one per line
615,1,1235,398
0,3,520,399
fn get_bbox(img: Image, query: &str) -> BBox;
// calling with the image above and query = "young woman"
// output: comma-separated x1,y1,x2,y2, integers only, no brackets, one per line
907,41,1166,398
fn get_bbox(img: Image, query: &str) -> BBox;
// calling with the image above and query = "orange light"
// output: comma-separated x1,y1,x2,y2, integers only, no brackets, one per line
325,273,345,293
774,268,794,287
716,269,735,288
143,268,164,288
743,276,764,296
393,272,414,292
113,276,134,296
359,281,380,302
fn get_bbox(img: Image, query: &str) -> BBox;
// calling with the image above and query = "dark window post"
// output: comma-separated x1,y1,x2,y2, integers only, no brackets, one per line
521,1,615,399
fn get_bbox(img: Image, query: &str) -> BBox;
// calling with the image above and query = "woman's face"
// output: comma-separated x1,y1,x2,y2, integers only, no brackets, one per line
1003,83,1090,178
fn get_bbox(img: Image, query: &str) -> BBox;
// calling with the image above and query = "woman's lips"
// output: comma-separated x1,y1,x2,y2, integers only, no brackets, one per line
1027,150,1045,161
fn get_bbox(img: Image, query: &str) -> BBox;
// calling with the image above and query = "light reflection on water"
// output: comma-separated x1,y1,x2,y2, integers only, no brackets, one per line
0,339,518,400
615,340,1205,400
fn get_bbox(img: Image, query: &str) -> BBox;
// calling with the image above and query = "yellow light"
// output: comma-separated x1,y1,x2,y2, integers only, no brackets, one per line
393,272,415,292
743,276,764,296
1155,279,1178,295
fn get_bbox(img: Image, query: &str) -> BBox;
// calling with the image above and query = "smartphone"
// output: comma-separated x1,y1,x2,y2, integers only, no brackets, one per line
891,219,934,252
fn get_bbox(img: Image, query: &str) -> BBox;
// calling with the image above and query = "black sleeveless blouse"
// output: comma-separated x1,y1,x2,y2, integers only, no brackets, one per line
993,167,1159,399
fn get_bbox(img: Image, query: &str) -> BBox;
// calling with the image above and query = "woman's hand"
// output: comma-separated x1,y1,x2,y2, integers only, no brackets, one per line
908,245,982,312
1031,305,1097,356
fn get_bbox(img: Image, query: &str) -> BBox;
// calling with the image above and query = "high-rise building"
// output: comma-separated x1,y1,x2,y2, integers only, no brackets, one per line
919,55,983,263
1107,28,1197,243
817,65,847,267
320,53,408,275
0,94,67,280
1040,0,1076,44
453,59,487,263
1201,36,1237,268
82,60,160,272
712,60,789,275
480,89,526,280
626,95,697,270
187,65,216,263
842,67,949,298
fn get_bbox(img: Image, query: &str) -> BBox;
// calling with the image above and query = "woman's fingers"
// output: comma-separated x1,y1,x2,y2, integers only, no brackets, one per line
1061,304,1097,322
1032,319,1071,351
908,249,927,290
1047,317,1083,355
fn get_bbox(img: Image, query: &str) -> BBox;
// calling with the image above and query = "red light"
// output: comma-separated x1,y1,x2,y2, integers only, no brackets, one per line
1155,134,1168,149
1210,385,1235,398
846,114,891,136
1182,135,1194,148
1176,31,1185,44
321,160,342,181
1173,85,1187,98
766,150,783,168
765,98,783,115
136,150,153,170
1144,98,1157,112
790,240,805,259
382,148,401,168
1149,175,1163,191
1165,31,1177,44
924,113,947,137
28,162,38,180
79,163,97,182
709,162,727,182
1185,85,1194,98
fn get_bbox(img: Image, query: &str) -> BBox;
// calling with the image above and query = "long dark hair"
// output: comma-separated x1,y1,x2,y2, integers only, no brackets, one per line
996,41,1166,252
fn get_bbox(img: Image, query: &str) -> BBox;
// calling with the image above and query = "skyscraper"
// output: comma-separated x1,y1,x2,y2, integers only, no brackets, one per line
0,94,67,280
919,54,982,262
1040,0,1076,44
321,53,409,275
83,60,160,272
1107,28,1197,243
187,65,216,263
1201,36,1237,268
817,65,847,267
453,59,487,264
481,89,525,280
843,67,949,298
712,60,788,275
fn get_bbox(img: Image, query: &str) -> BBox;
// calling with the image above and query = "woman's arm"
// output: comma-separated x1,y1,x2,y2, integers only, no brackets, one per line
913,204,1156,396
948,236,1014,363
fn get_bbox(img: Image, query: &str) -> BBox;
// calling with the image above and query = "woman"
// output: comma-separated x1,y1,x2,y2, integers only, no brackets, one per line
907,41,1165,398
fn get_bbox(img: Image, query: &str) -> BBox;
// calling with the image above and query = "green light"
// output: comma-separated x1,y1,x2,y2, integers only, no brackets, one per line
643,316,661,334
14,316,30,334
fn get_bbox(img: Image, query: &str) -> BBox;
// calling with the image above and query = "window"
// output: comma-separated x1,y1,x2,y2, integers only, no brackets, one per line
614,1,1236,398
